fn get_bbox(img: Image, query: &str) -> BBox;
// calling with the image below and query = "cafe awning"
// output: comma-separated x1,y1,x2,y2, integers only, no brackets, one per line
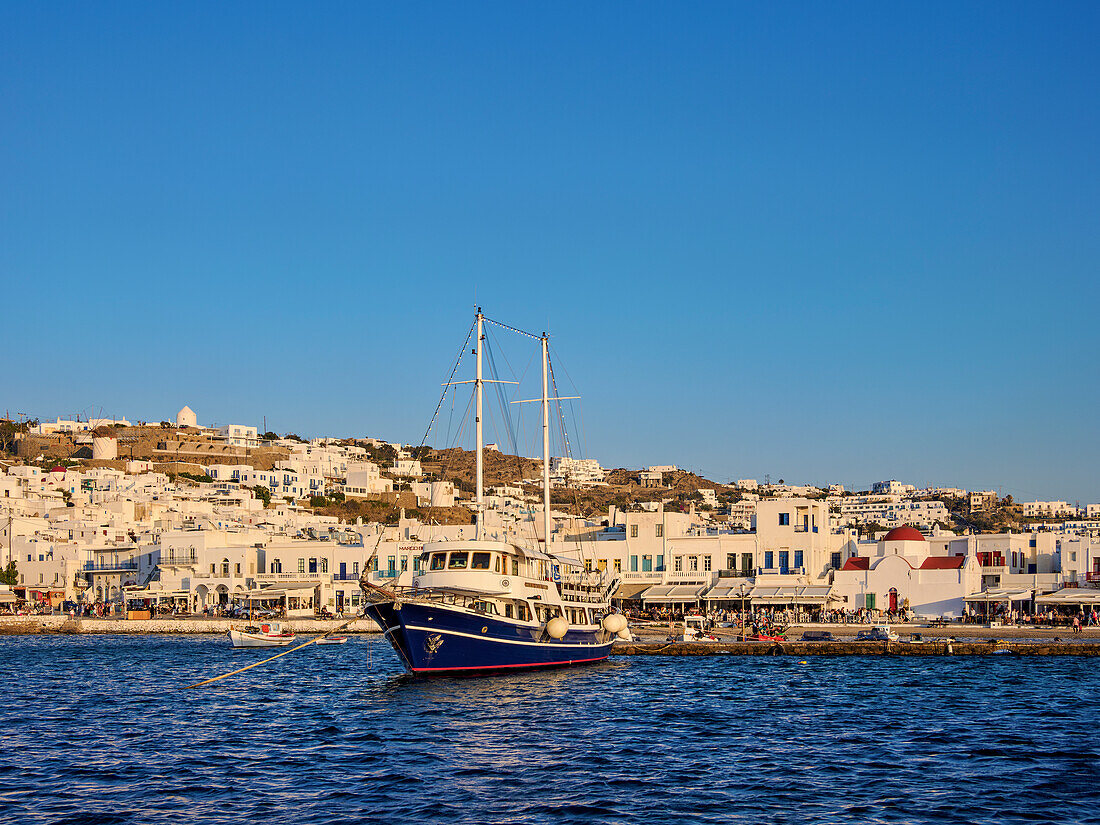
703,581,755,601
612,582,651,600
748,585,837,604
125,587,192,598
640,584,706,604
964,588,1033,603
1034,588,1100,606
240,585,317,599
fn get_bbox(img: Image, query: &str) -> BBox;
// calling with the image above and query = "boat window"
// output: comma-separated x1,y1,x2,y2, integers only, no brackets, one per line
448,552,469,569
471,552,491,570
430,553,446,570
504,603,514,619
511,557,519,577
537,604,562,622
516,601,531,622
494,555,501,573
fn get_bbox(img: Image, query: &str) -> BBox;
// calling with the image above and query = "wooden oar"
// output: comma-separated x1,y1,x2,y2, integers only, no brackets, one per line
185,619,355,689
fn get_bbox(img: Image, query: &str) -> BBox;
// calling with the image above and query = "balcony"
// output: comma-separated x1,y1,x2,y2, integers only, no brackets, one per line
718,569,752,578
1086,572,1100,583
84,561,139,572
255,572,328,583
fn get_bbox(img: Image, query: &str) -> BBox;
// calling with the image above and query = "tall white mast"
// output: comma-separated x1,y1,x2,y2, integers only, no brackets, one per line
475,308,484,539
541,333,551,548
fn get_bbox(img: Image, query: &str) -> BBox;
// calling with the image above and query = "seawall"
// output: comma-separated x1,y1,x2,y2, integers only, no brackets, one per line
613,640,1100,656
0,616,380,635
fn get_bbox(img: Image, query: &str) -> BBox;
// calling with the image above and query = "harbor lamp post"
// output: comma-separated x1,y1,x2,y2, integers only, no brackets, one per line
739,582,746,641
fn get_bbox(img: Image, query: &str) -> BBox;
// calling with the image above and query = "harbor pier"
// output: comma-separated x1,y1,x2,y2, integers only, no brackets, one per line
613,639,1100,656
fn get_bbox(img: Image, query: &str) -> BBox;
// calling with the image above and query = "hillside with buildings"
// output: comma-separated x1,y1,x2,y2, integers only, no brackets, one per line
2,411,1099,623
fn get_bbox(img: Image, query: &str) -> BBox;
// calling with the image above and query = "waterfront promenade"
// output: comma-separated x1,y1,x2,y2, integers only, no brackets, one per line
5,615,1100,653
0,615,378,635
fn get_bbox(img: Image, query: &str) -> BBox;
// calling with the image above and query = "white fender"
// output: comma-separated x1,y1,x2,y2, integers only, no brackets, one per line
601,614,627,634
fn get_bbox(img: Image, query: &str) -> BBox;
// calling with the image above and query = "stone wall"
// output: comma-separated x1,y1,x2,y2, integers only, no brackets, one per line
0,616,378,634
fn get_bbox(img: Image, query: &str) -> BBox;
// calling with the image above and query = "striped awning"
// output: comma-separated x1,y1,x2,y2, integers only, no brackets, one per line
640,584,707,604
1034,588,1100,606
748,585,837,604
964,588,1033,603
703,581,755,601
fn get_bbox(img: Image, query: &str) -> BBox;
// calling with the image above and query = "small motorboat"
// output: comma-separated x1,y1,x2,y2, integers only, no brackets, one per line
228,622,296,648
675,616,721,642
316,635,349,645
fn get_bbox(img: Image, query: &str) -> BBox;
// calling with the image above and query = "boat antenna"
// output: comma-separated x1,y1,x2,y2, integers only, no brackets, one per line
476,308,484,536
541,332,551,550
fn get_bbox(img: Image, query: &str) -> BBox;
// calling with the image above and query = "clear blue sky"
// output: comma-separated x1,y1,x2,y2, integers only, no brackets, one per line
3,2,1098,502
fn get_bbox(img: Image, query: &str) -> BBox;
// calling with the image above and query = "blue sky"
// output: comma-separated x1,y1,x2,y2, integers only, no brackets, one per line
2,3,1098,501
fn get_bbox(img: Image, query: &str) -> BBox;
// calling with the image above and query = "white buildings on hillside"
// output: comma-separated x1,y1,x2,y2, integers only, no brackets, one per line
970,491,998,513
726,499,756,529
31,416,131,435
1020,501,1078,519
3,453,1100,622
871,480,917,496
412,481,456,508
549,457,605,486
344,462,394,497
830,495,950,530
391,459,423,478
217,425,259,449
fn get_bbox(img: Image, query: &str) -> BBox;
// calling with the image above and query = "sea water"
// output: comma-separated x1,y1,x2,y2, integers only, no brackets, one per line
1,634,1097,824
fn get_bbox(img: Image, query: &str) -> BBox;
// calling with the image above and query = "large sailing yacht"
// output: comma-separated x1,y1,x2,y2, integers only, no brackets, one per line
359,309,628,675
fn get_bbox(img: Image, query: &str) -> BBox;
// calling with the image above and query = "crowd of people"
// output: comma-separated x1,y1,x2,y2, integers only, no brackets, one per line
625,605,913,626
623,602,1100,628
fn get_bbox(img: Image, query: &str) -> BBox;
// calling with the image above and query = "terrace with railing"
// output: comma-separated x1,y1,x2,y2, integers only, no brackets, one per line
84,560,139,572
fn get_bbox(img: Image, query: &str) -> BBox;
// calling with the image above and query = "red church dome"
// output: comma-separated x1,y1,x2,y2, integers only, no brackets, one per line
883,525,925,542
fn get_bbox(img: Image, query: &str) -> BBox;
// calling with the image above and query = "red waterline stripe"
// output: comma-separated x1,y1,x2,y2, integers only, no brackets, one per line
411,655,608,673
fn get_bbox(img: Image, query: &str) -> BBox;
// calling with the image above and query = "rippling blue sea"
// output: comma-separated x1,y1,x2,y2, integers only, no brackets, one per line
2,635,1098,824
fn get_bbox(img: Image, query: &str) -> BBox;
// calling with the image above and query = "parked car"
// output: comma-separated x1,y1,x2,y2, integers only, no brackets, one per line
799,630,835,642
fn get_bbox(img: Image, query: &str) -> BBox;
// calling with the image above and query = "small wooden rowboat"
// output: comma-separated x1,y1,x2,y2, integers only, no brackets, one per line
228,622,296,648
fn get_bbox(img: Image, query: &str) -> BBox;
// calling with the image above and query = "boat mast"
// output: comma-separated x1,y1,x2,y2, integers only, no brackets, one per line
541,333,551,549
475,308,484,539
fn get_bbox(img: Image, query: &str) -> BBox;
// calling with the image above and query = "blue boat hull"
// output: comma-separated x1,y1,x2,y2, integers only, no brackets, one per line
363,600,614,675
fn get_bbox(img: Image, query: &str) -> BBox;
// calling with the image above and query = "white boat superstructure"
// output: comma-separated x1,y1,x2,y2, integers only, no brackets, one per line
675,616,719,642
